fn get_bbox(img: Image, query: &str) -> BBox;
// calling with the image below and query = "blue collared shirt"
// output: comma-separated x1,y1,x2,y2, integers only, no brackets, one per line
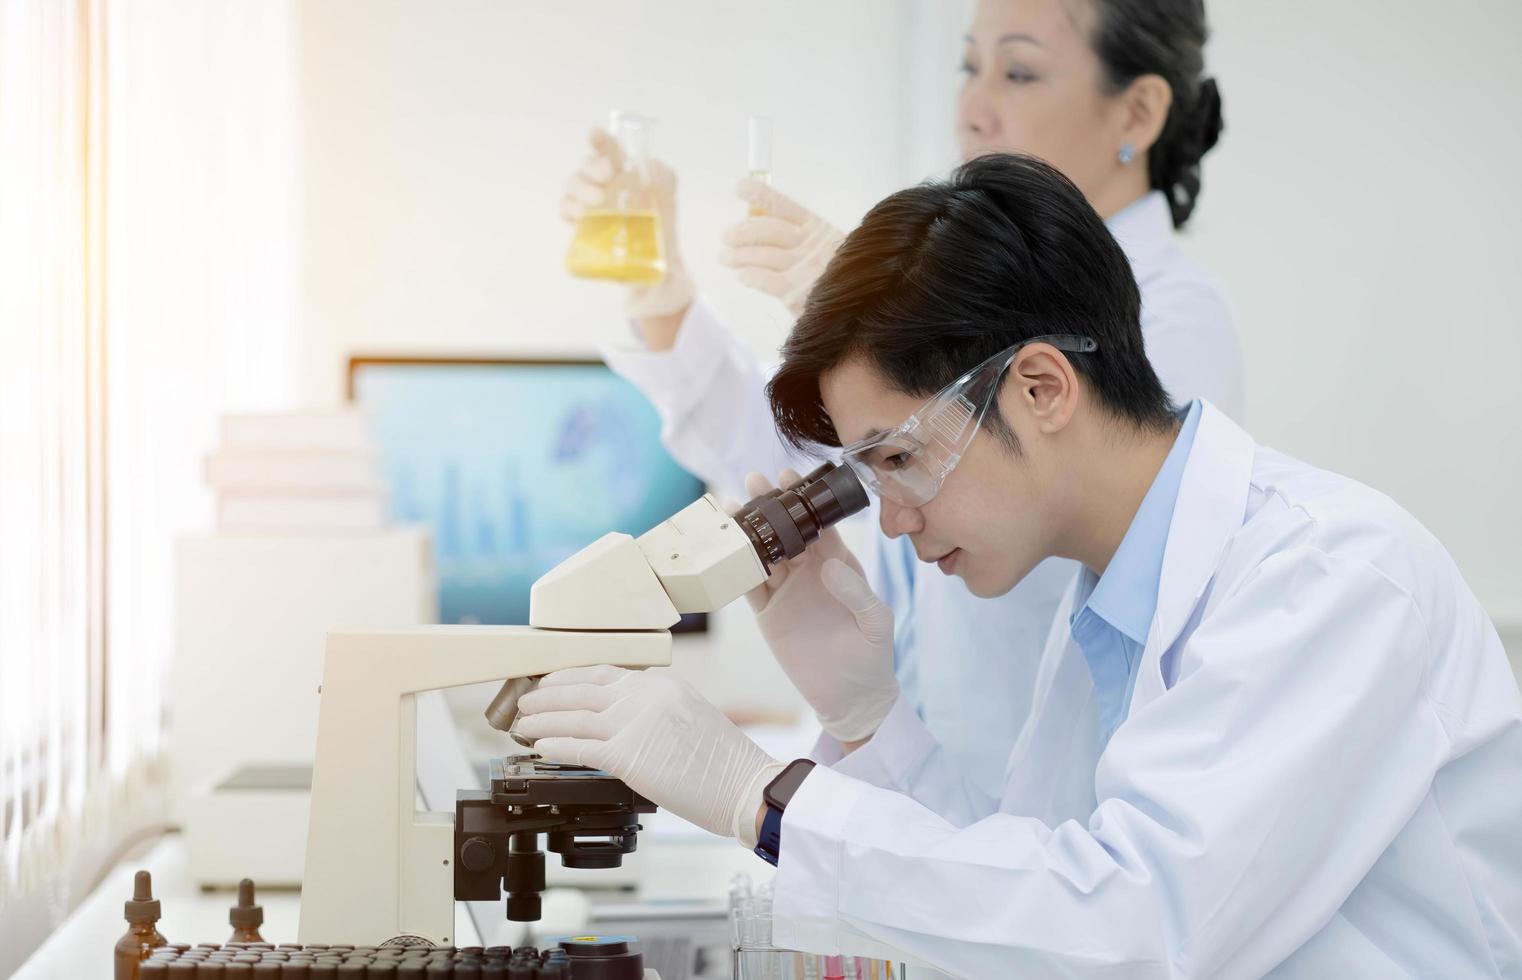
1069,400,1202,744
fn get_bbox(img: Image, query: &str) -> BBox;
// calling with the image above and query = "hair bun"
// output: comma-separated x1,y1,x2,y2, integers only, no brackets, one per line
1194,77,1224,155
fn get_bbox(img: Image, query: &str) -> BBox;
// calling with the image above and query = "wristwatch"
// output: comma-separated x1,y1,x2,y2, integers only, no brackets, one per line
754,759,815,866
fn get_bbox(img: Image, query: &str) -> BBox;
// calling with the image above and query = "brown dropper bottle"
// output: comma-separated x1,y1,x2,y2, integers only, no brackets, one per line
228,877,265,943
113,869,167,980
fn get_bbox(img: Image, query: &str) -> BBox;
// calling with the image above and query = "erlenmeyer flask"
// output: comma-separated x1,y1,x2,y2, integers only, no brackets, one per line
565,111,667,284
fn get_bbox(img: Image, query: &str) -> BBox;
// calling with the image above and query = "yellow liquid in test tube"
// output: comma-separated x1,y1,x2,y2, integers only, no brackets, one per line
747,115,773,217
748,170,771,217
565,209,666,284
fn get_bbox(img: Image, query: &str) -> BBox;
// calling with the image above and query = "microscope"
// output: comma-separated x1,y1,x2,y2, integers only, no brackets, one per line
297,463,867,953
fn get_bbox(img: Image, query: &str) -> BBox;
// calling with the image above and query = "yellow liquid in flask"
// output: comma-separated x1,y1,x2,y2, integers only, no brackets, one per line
565,209,666,284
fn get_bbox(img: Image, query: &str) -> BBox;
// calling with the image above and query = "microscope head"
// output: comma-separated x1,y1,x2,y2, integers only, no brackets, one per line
527,461,868,630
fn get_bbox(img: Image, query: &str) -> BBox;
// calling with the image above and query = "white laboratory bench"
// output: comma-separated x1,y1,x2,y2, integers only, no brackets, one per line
14,826,762,978
14,835,301,978
13,713,814,977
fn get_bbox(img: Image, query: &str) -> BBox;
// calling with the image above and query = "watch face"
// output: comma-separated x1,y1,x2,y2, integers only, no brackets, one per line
764,760,815,810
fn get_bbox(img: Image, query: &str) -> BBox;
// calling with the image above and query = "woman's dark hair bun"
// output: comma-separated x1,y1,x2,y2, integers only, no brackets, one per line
1091,1,1223,228
1195,77,1223,156
1154,74,1223,227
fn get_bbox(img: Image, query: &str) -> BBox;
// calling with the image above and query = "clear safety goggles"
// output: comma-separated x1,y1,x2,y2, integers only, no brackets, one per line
838,334,1098,508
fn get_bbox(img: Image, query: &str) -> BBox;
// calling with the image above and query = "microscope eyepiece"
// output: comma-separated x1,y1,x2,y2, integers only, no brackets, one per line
735,462,869,571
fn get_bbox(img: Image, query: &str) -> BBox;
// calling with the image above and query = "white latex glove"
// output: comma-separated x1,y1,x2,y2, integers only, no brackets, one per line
742,470,899,743
560,128,696,321
719,179,846,317
516,665,783,847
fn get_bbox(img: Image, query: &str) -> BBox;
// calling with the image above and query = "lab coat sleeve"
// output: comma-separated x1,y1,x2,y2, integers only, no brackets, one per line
772,548,1447,979
802,693,1002,827
599,298,819,499
1142,278,1247,426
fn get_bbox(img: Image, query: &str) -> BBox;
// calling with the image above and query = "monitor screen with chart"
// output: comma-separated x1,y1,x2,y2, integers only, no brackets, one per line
349,356,708,631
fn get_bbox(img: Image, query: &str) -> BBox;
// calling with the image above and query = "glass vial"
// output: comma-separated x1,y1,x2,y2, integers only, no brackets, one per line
747,115,774,216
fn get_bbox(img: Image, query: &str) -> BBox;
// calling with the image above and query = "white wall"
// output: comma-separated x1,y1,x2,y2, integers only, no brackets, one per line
297,1,1522,679
298,0,923,398
1187,0,1522,625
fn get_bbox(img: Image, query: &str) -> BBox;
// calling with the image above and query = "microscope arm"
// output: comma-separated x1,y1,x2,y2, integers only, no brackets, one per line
299,626,670,946
299,466,867,946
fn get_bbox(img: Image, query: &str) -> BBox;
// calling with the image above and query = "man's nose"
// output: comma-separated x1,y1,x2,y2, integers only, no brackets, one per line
879,496,924,538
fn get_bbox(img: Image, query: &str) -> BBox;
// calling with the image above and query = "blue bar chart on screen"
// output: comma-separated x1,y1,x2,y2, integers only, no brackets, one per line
350,357,707,630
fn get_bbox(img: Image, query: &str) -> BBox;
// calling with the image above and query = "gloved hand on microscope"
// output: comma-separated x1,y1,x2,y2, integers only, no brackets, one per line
515,469,898,848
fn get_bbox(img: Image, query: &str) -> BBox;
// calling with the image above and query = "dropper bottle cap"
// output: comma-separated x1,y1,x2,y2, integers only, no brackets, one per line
125,870,162,923
230,878,264,929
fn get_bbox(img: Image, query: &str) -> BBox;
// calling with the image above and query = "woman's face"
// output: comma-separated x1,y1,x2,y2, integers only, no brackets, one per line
956,0,1130,207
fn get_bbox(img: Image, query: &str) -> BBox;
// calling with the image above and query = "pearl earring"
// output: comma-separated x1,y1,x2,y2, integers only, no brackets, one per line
1118,143,1136,165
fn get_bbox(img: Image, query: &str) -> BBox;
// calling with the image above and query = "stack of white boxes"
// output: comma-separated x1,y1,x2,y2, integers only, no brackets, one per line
208,410,386,531
176,408,437,886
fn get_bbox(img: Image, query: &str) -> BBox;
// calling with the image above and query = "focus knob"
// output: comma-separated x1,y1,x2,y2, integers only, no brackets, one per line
460,836,495,872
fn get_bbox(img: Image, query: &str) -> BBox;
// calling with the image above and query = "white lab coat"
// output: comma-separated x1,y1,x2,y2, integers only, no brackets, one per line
771,401,1522,979
603,191,1246,791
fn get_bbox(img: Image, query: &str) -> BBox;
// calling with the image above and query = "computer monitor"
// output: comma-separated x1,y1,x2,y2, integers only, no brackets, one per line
348,356,707,631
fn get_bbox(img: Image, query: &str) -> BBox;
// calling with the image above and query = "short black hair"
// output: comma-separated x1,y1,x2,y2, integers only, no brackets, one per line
767,153,1175,454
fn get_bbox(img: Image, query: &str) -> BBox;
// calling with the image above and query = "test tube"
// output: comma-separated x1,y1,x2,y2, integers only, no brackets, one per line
729,871,755,909
747,115,774,216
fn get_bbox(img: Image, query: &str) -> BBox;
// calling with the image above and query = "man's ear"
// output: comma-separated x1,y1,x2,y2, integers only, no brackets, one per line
1009,345,1078,434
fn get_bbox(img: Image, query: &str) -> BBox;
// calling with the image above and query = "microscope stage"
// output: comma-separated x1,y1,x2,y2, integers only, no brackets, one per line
488,756,657,812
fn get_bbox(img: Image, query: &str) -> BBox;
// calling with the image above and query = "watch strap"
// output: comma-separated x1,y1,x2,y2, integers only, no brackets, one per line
755,804,784,866
753,759,814,866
